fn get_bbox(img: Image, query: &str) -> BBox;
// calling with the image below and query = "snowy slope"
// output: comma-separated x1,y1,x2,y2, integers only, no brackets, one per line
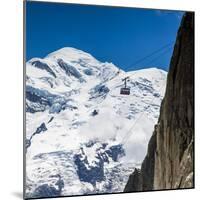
25,47,167,198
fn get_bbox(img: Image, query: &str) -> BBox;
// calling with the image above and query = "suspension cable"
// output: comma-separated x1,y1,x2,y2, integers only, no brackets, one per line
125,41,174,71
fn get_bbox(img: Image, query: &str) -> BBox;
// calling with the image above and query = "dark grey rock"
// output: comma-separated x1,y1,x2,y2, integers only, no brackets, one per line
124,168,142,192
124,12,194,192
31,60,57,78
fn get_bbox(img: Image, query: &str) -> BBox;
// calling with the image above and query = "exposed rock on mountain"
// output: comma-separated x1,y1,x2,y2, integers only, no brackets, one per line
124,12,194,192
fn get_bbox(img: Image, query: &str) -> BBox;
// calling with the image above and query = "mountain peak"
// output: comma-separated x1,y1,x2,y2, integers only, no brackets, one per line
45,47,99,63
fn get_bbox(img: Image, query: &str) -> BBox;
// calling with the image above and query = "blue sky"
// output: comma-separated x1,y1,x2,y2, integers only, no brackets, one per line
26,1,184,71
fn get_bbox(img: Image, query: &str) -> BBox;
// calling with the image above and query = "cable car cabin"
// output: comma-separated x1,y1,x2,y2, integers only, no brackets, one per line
120,87,130,95
120,76,130,95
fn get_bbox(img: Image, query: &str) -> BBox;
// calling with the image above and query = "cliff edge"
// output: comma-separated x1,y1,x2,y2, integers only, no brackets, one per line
124,12,194,192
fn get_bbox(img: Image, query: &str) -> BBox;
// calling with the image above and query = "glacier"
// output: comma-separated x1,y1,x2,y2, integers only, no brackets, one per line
25,47,167,198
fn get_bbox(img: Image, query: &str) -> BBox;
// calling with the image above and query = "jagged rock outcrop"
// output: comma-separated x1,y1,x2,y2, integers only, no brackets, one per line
124,168,142,192
124,12,194,192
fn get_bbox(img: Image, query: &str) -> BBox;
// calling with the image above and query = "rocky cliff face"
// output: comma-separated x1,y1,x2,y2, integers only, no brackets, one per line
124,12,194,192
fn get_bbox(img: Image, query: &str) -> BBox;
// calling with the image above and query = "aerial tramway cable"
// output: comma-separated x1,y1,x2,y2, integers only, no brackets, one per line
125,41,174,71
143,46,173,67
107,43,173,144
107,42,174,93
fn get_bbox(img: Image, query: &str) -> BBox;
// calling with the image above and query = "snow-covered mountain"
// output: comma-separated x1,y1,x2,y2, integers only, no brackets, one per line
25,47,167,198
